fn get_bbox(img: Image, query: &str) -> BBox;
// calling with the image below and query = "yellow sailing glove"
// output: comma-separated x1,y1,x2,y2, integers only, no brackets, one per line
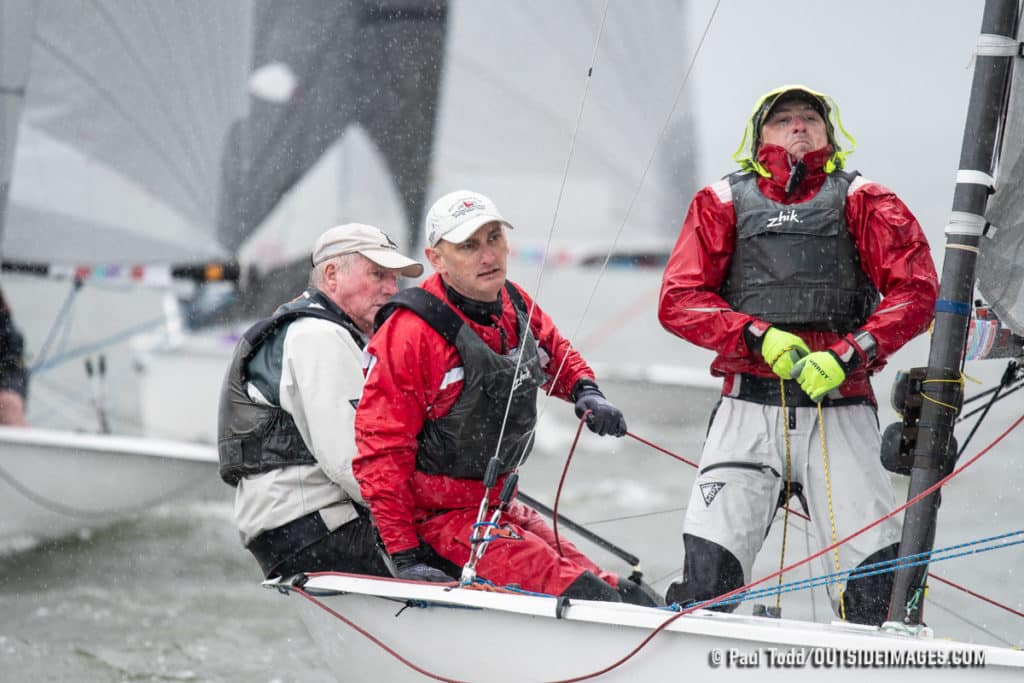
759,327,810,380
790,350,846,402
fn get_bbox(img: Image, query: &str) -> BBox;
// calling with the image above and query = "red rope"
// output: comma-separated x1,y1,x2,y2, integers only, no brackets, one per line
930,573,1024,619
289,414,1023,683
552,413,589,557
626,426,1019,615
293,586,470,683
626,429,809,519
625,430,698,468
674,412,1024,618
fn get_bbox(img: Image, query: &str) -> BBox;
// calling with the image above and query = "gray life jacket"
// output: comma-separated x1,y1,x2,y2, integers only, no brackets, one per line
719,170,880,333
217,289,364,486
375,283,546,479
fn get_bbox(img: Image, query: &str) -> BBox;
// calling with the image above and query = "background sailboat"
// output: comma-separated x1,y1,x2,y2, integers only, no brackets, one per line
4,1,704,443
0,0,231,550
1,0,700,539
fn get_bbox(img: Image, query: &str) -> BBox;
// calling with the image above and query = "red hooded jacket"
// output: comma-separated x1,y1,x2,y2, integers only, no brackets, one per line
354,273,594,554
658,145,939,401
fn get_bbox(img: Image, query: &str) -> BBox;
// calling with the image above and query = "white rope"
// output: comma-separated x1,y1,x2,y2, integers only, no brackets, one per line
946,243,980,254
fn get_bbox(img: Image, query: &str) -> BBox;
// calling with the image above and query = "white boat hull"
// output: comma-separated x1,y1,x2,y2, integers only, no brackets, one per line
273,573,1024,682
0,426,221,549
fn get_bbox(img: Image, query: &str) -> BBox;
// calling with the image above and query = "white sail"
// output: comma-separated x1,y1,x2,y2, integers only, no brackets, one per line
431,1,694,249
979,13,1024,336
0,0,36,248
3,0,702,442
5,1,694,275
4,0,251,267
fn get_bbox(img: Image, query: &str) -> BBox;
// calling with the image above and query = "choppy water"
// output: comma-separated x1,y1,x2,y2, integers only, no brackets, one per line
2,276,1023,682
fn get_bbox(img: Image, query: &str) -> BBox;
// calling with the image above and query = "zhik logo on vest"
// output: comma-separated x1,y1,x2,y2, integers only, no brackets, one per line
700,481,726,507
766,209,801,229
511,366,532,393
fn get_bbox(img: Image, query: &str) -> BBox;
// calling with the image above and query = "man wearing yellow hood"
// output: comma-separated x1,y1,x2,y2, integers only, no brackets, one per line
658,86,939,624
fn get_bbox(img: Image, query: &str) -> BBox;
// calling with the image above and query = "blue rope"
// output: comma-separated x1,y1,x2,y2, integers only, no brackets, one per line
467,577,554,598
33,280,82,369
695,530,1023,610
31,318,166,374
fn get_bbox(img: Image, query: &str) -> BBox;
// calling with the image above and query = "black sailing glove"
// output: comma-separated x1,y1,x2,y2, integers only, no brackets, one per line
572,381,627,437
390,544,454,583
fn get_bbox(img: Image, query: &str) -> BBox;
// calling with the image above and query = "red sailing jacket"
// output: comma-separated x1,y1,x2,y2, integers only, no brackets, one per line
353,273,594,554
658,145,939,400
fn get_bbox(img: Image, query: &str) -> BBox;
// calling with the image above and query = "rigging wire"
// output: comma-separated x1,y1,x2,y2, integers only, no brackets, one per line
31,277,83,372
460,1,614,580
537,0,722,411
583,505,685,526
703,531,1024,609
30,317,165,375
926,598,1019,648
494,0,613,466
930,572,1024,620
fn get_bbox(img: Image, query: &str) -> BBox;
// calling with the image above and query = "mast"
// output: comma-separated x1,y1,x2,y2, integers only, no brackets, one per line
888,0,1021,626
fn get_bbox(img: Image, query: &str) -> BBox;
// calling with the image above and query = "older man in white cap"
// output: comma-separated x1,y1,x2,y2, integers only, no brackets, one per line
352,191,656,606
217,223,422,579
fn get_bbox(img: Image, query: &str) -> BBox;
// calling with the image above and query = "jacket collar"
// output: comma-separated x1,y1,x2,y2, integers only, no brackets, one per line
755,145,833,200
304,287,367,345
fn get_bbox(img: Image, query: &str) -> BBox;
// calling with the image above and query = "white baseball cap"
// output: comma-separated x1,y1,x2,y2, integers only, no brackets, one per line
311,223,423,277
425,190,514,247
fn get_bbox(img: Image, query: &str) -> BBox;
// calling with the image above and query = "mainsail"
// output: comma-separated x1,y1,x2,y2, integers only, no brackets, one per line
3,1,694,324
3,1,447,279
4,1,249,268
979,8,1024,336
0,0,36,247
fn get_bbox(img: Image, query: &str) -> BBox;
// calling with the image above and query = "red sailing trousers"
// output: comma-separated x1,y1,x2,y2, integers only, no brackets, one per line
416,500,619,596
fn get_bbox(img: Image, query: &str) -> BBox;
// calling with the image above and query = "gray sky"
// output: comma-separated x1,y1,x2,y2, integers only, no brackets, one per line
682,0,985,263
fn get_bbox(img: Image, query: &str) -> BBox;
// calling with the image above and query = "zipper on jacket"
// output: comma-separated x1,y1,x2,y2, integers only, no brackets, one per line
700,461,782,478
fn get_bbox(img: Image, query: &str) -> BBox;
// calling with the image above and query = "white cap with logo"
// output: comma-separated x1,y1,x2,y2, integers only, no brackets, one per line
425,190,514,247
311,223,423,278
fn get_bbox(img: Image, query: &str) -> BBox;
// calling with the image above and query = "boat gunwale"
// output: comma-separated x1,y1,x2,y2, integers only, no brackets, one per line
272,572,1024,667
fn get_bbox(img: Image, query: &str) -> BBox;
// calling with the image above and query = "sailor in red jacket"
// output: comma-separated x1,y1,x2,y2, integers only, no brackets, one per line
658,85,939,624
354,190,656,605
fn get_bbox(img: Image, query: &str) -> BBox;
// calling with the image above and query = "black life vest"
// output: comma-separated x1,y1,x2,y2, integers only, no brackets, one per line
719,170,879,333
375,282,546,479
217,289,364,486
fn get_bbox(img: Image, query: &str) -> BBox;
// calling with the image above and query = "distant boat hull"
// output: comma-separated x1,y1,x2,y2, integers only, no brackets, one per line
274,573,1024,682
0,426,220,550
